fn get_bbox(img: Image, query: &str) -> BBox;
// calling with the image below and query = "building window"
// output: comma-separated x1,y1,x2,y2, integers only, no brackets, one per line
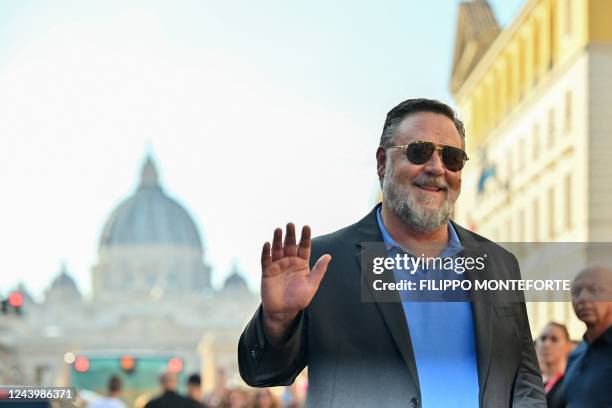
565,0,572,36
485,84,492,131
565,173,572,230
506,217,512,242
519,38,526,98
548,108,556,146
499,65,507,114
549,0,556,70
507,54,514,106
533,199,540,242
532,123,540,160
530,303,539,329
533,19,541,83
548,187,555,239
547,299,556,317
564,91,572,134
472,96,480,137
519,137,526,170
507,147,514,180
519,208,526,242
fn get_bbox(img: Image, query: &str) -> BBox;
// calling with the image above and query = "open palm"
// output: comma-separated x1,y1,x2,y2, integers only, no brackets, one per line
261,223,331,319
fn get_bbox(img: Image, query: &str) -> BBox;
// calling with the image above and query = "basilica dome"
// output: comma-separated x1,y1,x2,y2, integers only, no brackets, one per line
99,157,202,249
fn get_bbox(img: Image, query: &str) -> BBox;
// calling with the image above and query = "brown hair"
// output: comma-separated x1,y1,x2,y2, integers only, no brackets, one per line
544,321,570,341
379,98,465,149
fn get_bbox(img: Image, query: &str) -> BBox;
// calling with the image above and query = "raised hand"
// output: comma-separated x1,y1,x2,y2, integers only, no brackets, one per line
260,223,331,344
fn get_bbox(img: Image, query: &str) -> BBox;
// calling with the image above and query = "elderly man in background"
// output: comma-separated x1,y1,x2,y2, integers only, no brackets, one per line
563,265,612,407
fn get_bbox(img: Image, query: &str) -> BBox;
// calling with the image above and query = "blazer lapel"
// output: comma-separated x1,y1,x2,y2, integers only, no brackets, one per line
452,221,494,406
354,205,420,391
469,284,494,406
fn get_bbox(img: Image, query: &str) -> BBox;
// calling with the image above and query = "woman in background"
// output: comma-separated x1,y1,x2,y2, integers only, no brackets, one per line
536,322,572,408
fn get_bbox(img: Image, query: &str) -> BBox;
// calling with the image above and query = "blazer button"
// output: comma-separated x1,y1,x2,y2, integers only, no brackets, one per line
410,397,419,408
250,345,261,360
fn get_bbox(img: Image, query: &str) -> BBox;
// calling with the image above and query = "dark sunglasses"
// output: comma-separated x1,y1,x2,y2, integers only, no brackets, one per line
539,335,560,343
388,140,469,172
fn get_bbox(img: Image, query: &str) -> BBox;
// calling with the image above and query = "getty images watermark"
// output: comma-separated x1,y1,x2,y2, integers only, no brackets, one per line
360,242,612,303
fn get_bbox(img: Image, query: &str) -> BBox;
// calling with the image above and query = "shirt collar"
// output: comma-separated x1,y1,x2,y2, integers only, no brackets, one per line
376,206,462,256
584,325,612,345
603,326,612,344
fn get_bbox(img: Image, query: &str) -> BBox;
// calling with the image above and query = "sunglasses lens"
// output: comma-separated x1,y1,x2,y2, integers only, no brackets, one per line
404,141,467,171
442,146,466,171
406,142,435,165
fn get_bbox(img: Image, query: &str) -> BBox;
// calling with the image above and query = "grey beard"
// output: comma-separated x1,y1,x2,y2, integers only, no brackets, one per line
382,163,457,233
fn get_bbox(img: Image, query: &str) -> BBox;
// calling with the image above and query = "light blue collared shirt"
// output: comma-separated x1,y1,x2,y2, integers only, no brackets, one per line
376,208,479,407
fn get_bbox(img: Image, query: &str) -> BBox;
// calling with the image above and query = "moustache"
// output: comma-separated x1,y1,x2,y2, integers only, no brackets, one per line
413,175,449,190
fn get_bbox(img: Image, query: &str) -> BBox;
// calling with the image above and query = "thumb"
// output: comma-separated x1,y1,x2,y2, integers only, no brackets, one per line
309,254,331,287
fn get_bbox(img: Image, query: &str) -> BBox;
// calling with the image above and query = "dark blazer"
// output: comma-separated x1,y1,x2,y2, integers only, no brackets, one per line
238,205,546,407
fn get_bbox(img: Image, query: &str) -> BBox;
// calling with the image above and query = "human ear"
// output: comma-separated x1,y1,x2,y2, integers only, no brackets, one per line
376,146,387,184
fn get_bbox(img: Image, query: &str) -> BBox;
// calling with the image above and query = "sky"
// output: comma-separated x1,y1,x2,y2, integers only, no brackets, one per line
0,0,525,300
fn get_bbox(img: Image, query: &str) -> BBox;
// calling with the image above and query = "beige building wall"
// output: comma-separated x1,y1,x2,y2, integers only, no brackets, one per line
587,44,612,242
451,0,612,340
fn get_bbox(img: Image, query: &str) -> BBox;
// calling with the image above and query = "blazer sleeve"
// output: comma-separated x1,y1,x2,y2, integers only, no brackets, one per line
238,304,308,387
509,254,547,407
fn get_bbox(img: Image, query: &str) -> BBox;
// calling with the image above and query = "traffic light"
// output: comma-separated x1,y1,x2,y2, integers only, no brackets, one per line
8,292,23,315
74,356,90,373
167,357,183,373
120,356,136,374
1,292,23,316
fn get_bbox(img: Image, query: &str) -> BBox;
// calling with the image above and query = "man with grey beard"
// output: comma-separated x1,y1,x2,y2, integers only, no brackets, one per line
238,98,546,407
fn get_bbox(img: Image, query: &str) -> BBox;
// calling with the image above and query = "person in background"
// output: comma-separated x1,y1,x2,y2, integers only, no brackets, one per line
225,388,248,408
563,264,612,407
250,389,280,408
89,375,127,408
186,373,207,407
535,322,572,408
145,372,193,408
281,383,303,408
205,368,228,408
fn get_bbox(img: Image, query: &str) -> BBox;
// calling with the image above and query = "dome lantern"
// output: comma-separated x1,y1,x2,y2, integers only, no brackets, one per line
139,155,160,190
